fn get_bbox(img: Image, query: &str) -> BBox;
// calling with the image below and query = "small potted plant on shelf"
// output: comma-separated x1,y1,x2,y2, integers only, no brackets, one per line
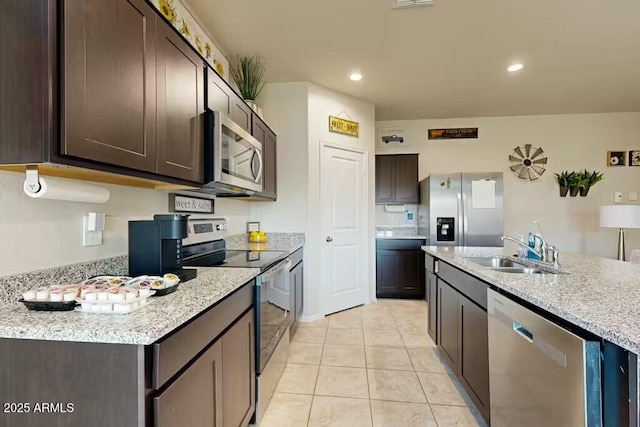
229,54,266,114
555,171,571,197
568,171,581,197
581,170,604,197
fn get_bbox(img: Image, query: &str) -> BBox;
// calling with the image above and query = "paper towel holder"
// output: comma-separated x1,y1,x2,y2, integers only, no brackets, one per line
24,165,42,194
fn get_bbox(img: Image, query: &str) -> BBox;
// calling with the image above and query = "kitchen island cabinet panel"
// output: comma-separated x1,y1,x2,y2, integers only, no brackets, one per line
426,270,437,343
459,294,490,421
437,279,459,370
0,339,143,427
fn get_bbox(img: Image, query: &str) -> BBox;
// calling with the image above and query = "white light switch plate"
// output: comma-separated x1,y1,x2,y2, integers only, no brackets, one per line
629,192,638,201
83,216,103,247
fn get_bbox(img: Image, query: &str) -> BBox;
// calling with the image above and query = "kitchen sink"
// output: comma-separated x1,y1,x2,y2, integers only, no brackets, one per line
467,257,528,268
465,256,558,274
489,267,546,274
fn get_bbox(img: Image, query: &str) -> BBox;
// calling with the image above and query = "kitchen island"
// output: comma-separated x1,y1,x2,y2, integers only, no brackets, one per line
0,267,260,427
423,245,640,425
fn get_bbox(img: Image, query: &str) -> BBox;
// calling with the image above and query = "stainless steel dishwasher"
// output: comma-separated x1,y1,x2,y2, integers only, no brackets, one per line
487,289,602,427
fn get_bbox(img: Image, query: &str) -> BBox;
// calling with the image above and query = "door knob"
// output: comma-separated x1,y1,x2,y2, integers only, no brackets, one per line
326,236,333,242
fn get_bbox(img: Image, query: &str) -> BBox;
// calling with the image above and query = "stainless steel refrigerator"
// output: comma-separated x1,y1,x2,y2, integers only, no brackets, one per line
418,172,504,247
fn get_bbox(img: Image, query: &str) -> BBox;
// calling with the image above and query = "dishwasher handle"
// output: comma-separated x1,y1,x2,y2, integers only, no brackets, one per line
512,321,533,343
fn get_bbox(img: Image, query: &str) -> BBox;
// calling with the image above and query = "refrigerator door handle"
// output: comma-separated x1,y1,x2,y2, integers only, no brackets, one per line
457,192,464,246
462,193,468,247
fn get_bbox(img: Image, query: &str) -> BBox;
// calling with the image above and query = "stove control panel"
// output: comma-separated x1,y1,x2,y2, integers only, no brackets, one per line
183,218,227,246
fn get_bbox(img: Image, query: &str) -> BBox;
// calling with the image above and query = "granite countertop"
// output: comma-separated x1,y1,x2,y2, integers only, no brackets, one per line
376,234,428,240
0,267,259,345
422,246,640,354
225,232,305,254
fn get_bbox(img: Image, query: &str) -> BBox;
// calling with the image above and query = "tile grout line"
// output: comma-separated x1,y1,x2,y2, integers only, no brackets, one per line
307,325,329,426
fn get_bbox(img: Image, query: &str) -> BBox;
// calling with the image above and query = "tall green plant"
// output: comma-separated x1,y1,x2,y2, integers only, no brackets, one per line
229,55,266,101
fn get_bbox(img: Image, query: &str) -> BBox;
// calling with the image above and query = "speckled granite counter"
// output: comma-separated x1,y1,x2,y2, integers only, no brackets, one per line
225,232,305,254
0,267,259,345
376,226,427,240
422,246,640,354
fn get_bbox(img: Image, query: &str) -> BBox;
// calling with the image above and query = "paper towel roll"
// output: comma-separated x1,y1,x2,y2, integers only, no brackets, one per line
23,176,110,203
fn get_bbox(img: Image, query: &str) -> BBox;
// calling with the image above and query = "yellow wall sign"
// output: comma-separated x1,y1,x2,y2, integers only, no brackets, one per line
329,116,359,137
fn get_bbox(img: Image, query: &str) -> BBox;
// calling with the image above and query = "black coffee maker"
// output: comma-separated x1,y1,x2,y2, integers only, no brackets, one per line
128,214,197,282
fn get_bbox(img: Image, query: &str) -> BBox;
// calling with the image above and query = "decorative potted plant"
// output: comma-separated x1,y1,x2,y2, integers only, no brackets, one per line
568,172,581,197
581,170,604,196
229,54,266,113
555,171,571,197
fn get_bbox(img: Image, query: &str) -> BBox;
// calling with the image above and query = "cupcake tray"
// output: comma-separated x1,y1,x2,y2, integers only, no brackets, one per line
19,299,77,312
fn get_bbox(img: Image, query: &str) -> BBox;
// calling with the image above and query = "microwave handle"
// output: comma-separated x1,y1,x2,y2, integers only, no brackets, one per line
253,148,263,183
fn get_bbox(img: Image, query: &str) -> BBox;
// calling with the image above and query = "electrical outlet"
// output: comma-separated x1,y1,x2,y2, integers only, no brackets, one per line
614,192,624,203
83,216,103,247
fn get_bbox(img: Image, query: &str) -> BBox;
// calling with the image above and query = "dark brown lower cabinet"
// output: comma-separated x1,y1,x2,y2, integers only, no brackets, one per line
376,239,425,299
437,279,459,369
459,294,490,420
155,340,223,427
426,270,437,343
289,259,304,338
222,310,255,427
435,272,490,423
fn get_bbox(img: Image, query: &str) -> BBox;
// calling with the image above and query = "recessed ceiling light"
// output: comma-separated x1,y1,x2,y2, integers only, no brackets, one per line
507,63,524,72
350,73,363,81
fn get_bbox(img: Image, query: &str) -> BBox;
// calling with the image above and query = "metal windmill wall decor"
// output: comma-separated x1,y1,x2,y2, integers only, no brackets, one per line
509,144,548,180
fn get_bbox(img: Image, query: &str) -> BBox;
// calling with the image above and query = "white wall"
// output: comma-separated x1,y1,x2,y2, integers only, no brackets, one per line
377,112,640,258
306,83,376,318
0,171,250,276
251,82,309,231
254,82,376,319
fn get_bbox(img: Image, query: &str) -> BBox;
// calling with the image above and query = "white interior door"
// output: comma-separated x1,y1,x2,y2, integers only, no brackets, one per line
321,144,367,315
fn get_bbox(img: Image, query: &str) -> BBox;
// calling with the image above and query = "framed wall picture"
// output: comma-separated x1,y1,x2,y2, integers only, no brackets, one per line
629,151,640,167
607,151,626,167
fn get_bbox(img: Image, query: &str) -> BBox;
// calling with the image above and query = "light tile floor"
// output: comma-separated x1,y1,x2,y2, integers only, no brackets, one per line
258,299,487,427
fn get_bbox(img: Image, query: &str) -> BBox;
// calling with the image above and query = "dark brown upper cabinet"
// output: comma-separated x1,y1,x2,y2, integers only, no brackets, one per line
231,95,252,133
206,66,231,114
63,0,158,173
156,22,204,183
251,114,277,200
375,154,419,204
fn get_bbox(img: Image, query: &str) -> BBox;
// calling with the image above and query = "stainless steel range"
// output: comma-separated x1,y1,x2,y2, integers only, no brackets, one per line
181,218,292,423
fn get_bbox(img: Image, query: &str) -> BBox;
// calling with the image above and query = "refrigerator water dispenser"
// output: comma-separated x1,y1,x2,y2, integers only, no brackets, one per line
436,217,455,242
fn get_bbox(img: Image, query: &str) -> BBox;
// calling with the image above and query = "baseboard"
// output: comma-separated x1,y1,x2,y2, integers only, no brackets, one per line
298,313,325,322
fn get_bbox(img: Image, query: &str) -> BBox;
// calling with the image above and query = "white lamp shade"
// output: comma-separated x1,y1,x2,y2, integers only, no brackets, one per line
600,205,640,229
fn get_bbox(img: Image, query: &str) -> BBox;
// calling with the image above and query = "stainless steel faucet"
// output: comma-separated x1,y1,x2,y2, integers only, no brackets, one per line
501,235,560,269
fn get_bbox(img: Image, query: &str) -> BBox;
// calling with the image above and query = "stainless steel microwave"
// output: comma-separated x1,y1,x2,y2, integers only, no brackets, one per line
201,110,263,195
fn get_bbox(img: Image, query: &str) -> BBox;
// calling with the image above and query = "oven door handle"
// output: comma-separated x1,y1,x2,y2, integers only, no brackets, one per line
262,258,291,282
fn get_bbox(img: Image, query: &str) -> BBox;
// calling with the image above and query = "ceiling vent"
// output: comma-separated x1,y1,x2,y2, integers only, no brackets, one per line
393,0,434,8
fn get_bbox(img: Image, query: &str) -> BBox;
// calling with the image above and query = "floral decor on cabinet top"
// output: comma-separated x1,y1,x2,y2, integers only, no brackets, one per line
152,0,229,80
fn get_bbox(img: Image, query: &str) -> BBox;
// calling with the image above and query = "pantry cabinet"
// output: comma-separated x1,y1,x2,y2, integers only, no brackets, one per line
375,154,419,204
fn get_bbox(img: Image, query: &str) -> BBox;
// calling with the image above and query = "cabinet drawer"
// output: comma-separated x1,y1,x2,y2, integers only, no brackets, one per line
153,281,254,389
437,261,488,310
376,239,425,251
